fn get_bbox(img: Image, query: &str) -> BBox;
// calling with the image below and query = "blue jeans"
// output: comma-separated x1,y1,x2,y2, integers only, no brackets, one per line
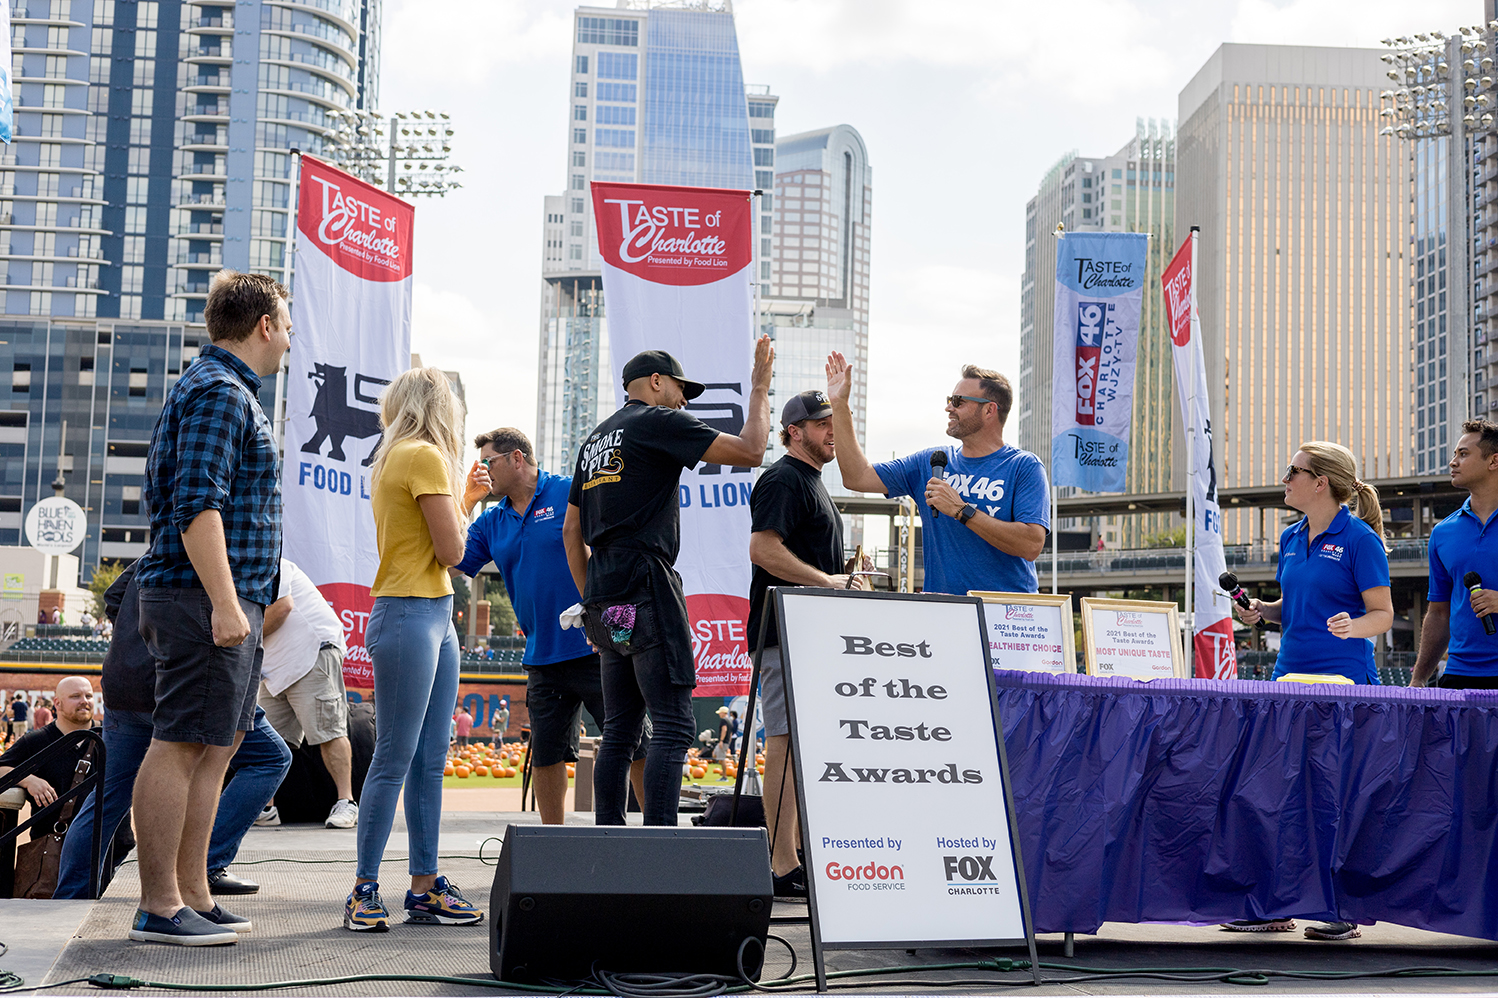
54,706,291,899
356,595,459,882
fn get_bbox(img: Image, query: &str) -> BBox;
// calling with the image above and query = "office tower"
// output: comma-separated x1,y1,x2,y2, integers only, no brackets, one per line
535,1,772,474
1017,120,1175,545
763,124,872,496
1,0,380,573
1177,44,1412,541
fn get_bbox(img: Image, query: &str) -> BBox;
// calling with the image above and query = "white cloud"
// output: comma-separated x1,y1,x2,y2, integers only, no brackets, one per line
409,282,537,450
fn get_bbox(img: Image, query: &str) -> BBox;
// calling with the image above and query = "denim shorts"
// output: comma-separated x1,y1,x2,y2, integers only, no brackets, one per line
137,586,264,746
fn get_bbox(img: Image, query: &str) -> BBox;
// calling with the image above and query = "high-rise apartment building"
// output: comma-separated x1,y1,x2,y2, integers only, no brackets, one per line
1177,44,1412,541
1017,120,1175,544
1,0,380,576
763,124,871,495
535,1,774,474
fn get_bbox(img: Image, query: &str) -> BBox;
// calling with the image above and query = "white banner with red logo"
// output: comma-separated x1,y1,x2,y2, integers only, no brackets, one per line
1161,235,1234,680
1049,232,1147,492
591,181,754,696
283,156,414,688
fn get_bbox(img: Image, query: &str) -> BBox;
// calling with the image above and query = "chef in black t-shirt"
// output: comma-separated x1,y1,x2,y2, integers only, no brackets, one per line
0,675,96,811
746,389,862,897
564,340,775,827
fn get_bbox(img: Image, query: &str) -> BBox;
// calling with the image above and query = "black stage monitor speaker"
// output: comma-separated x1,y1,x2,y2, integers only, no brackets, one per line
490,824,771,983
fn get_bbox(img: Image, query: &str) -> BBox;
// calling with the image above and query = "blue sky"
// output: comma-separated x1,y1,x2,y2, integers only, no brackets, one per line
381,0,1473,466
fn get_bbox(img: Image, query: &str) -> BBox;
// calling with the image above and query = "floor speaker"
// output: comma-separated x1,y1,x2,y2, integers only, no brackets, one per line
489,824,771,982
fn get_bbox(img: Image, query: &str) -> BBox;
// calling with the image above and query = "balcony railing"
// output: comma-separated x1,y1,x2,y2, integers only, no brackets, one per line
1043,538,1430,576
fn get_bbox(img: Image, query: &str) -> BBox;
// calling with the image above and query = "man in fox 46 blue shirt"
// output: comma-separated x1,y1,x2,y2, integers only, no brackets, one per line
454,428,645,820
824,353,1049,594
1413,419,1498,689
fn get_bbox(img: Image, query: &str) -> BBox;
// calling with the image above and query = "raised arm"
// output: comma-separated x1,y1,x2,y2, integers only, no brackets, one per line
700,335,775,468
825,351,887,495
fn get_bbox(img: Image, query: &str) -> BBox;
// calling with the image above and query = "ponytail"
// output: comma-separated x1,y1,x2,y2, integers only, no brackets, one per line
1299,440,1387,550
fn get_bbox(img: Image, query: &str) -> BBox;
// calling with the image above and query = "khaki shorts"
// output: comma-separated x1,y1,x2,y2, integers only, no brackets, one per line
259,645,349,747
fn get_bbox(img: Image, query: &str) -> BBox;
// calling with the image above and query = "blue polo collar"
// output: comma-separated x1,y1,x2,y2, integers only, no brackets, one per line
1455,496,1498,531
1288,504,1352,543
496,470,555,520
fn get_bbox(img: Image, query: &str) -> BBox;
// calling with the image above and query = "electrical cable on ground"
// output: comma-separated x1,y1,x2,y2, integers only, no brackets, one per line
1,957,1497,994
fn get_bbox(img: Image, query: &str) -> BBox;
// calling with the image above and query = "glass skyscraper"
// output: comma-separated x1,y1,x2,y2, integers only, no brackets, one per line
1,0,380,577
536,1,772,474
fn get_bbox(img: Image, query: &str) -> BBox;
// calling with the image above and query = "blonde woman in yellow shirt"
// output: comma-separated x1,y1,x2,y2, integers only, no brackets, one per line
344,368,482,932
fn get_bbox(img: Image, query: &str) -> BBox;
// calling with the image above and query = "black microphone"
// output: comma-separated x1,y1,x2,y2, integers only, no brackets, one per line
1465,572,1497,636
929,451,948,518
1219,571,1260,630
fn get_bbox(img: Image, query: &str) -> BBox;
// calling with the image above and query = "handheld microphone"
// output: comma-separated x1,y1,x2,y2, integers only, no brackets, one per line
929,451,948,519
1219,571,1260,630
1465,572,1497,636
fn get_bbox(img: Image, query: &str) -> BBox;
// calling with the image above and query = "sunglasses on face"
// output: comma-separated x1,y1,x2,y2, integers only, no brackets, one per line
1283,464,1315,482
946,394,992,408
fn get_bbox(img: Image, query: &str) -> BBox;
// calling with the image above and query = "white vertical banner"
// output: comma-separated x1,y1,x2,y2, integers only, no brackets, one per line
592,181,755,697
1049,232,1148,492
1161,234,1235,680
283,156,414,688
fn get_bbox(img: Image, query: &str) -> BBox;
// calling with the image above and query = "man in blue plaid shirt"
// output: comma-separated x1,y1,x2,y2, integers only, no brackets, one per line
128,270,291,947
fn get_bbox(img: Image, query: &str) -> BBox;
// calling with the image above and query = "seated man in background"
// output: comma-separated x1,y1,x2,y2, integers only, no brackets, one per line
53,564,291,900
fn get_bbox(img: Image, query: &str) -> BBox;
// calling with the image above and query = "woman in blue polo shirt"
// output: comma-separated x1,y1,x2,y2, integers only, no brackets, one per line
1236,441,1392,685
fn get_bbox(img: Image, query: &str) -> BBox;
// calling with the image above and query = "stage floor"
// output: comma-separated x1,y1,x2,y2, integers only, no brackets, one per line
6,812,1498,996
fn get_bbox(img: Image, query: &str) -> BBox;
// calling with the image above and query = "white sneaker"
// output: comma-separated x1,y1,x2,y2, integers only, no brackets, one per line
253,805,280,827
325,799,358,829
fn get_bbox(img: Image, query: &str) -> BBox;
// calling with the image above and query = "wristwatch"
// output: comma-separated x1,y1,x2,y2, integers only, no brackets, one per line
957,503,978,526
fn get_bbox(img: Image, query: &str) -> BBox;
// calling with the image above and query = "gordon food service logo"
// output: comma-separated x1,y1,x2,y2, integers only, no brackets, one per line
299,158,414,282
592,183,751,287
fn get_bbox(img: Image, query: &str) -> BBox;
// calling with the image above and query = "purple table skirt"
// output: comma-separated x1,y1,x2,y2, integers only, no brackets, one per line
993,670,1498,939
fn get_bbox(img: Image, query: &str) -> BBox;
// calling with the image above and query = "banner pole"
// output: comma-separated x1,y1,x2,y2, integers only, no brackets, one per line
1184,226,1199,677
751,188,764,343
275,149,303,451
1051,485,1058,595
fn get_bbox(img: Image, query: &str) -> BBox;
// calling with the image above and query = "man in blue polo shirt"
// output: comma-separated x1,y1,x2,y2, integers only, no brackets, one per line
826,354,1049,594
455,428,645,822
1414,419,1498,688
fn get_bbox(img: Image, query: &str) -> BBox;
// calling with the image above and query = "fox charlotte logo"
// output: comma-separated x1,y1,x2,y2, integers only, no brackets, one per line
1319,542,1345,562
1074,301,1107,426
943,855,997,883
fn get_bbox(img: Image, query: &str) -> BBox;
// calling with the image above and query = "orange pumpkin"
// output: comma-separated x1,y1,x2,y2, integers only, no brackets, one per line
443,764,455,776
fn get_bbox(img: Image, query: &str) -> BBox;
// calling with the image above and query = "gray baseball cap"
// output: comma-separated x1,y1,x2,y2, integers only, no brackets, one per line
781,389,833,428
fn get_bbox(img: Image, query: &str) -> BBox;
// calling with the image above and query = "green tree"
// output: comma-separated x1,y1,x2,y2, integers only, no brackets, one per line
1144,526,1187,548
483,575,518,637
88,560,125,620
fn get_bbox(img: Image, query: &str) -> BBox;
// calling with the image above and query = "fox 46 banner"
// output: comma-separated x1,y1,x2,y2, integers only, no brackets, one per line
283,156,414,688
591,181,755,696
1161,235,1234,680
1049,232,1147,492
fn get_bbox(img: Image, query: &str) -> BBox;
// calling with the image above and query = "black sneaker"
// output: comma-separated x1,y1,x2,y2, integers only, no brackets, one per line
128,907,239,946
195,903,252,933
1220,918,1295,932
1305,921,1361,940
772,867,808,899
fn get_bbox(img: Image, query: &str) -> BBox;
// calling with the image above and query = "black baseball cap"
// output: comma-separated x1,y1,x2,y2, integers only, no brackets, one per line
621,349,706,400
781,389,833,428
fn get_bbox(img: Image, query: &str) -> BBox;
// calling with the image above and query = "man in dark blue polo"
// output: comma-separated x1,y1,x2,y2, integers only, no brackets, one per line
1415,419,1498,688
455,428,644,823
129,270,289,946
